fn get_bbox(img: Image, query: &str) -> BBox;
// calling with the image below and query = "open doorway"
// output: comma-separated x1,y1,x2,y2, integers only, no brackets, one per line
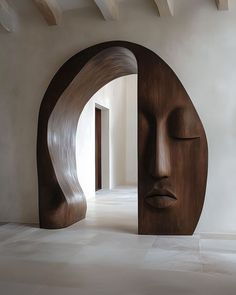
76,74,138,233
37,42,139,230
95,104,110,191
95,107,102,191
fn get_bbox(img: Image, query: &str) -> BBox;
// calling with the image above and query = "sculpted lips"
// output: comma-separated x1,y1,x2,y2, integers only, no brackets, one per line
145,188,177,209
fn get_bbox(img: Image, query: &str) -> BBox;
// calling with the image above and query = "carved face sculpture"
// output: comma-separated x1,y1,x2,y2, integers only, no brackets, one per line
138,61,208,235
37,41,207,234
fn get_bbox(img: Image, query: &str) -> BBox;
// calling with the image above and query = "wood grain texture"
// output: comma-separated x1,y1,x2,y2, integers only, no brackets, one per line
94,0,119,21
138,57,208,234
37,45,137,229
37,41,208,234
215,0,229,10
154,0,174,17
0,0,16,32
34,0,61,26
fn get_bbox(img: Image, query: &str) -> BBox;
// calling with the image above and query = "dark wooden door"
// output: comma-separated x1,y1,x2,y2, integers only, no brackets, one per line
95,108,102,191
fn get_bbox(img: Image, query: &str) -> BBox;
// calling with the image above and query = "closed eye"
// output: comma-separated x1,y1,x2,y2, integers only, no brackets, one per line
168,107,201,140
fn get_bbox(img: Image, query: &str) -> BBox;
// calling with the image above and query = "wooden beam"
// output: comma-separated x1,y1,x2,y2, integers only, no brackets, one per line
215,0,229,10
34,0,61,26
0,0,16,32
154,0,174,17
94,0,119,21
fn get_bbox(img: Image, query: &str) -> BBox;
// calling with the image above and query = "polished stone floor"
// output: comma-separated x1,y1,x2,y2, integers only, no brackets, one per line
0,187,236,294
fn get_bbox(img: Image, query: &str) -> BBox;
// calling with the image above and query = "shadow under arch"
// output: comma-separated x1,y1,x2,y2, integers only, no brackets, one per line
37,41,208,234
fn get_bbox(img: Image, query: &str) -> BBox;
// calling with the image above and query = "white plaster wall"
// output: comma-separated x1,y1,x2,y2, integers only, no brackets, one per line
1,0,236,233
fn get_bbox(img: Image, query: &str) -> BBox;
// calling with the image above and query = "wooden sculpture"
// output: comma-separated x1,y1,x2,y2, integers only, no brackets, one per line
37,41,208,234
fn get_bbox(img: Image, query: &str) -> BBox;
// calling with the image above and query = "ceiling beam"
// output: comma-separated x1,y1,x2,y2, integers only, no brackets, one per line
215,0,229,10
154,0,174,17
94,0,119,21
0,0,16,32
34,0,61,26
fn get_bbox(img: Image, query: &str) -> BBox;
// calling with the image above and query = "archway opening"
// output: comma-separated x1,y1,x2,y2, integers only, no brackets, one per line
37,41,207,234
38,44,138,229
76,74,138,233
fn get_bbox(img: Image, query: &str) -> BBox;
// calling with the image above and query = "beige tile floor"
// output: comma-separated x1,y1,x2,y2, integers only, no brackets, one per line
0,187,236,294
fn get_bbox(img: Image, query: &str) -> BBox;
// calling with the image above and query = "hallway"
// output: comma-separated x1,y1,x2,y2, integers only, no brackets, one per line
0,187,236,294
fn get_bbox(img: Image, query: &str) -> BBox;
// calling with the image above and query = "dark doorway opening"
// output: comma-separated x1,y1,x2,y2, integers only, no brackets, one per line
95,107,102,191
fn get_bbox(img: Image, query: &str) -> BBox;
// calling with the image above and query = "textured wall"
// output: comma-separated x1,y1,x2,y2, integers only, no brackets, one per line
1,0,236,233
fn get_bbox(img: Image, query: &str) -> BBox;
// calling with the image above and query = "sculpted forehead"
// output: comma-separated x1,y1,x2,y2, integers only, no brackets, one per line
139,68,192,118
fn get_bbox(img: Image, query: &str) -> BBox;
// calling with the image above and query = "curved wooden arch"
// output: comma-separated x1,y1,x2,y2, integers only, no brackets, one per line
37,41,208,234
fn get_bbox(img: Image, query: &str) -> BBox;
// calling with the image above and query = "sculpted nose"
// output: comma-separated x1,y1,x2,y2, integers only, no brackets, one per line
151,124,171,179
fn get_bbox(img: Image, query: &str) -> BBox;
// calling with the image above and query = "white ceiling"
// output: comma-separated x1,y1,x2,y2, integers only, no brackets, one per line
7,0,234,16
1,0,233,32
